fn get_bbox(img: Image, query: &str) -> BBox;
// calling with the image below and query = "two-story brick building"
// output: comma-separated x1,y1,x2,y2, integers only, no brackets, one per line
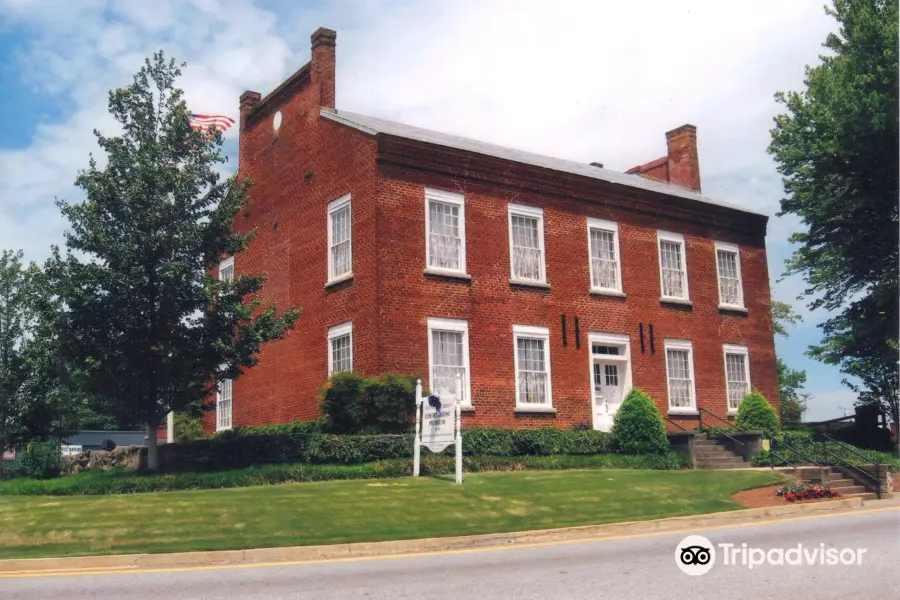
205,26,778,434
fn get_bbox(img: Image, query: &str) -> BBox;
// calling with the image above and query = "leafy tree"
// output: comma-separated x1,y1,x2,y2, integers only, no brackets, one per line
57,52,299,470
771,300,808,429
768,0,898,446
0,250,85,452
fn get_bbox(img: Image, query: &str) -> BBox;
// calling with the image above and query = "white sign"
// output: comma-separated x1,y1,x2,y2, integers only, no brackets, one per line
413,374,463,484
60,445,83,457
421,394,456,452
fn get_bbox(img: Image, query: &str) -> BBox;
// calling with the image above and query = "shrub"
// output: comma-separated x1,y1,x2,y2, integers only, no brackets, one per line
359,373,417,433
611,389,669,455
174,413,206,442
735,391,780,434
20,440,63,479
319,371,367,434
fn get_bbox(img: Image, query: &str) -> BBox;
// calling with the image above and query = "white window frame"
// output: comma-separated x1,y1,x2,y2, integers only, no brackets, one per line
664,338,697,414
218,256,234,283
714,241,745,310
216,376,233,432
657,230,690,303
512,324,554,411
326,194,352,285
424,188,467,276
723,344,751,415
507,204,548,285
426,317,473,407
327,321,353,376
586,218,623,294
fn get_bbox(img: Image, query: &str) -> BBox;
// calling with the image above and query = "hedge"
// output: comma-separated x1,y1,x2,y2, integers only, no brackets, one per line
0,452,691,496
158,426,615,472
753,436,900,469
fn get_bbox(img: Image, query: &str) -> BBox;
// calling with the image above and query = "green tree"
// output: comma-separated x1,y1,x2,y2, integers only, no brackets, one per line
768,0,898,443
771,300,808,429
58,52,299,470
0,250,88,451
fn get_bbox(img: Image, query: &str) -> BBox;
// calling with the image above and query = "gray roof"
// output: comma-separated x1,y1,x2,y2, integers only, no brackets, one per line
63,430,148,447
320,108,765,217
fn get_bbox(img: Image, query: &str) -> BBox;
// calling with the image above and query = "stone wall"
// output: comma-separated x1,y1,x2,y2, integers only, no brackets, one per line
65,445,145,474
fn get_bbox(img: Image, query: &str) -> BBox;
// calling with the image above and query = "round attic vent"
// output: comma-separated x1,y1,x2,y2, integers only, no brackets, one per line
273,110,283,132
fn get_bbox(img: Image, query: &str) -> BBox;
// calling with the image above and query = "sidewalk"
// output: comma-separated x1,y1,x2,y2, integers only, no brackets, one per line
2,496,890,576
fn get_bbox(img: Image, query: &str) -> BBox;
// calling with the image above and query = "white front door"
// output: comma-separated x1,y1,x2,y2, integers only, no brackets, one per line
593,360,625,432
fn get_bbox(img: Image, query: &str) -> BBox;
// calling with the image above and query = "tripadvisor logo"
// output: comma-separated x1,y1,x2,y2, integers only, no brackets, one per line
675,535,715,576
676,535,867,574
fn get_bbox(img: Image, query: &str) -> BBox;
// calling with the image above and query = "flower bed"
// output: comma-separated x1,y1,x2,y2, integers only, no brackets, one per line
775,481,840,502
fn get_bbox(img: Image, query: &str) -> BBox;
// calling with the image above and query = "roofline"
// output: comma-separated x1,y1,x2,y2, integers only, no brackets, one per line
319,108,767,219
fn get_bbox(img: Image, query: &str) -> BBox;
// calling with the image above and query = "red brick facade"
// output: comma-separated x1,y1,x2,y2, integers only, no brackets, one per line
203,27,778,434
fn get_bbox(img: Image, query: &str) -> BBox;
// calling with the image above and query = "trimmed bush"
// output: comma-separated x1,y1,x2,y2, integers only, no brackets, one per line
611,388,668,455
0,452,691,496
20,440,63,479
359,373,417,434
319,371,367,434
735,391,780,435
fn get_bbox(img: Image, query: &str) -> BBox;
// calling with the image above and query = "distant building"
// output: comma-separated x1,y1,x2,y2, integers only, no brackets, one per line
205,27,778,434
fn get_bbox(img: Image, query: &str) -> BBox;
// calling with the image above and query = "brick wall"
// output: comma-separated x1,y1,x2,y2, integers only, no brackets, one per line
374,165,777,430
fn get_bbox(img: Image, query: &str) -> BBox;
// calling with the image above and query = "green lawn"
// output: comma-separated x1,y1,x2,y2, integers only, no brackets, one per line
0,469,781,560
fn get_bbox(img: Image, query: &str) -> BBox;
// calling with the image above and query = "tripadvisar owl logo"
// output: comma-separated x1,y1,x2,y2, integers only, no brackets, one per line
676,535,716,575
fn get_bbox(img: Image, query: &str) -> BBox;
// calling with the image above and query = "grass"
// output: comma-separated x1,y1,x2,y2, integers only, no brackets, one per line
0,468,781,560
0,453,690,496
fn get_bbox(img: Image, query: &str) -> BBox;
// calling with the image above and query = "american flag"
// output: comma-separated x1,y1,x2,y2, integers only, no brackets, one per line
188,113,235,135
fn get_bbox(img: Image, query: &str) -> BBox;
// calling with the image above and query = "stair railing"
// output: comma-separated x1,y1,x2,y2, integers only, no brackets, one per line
809,431,882,500
698,408,817,469
697,408,749,462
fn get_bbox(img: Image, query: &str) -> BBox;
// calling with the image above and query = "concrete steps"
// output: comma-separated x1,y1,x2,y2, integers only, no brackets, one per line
693,438,752,470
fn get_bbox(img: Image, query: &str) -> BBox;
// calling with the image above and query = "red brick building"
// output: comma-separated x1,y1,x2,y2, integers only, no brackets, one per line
204,26,778,434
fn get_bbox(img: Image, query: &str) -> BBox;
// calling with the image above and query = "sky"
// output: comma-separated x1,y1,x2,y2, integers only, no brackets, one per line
0,0,856,420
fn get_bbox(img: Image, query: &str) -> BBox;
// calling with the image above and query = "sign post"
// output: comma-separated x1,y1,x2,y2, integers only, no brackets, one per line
414,374,463,484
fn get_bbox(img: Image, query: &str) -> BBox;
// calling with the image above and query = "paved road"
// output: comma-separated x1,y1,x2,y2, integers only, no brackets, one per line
3,507,898,600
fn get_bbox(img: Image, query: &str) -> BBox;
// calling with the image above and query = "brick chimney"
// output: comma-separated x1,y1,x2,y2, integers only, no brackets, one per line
311,27,337,110
665,125,700,192
626,124,701,193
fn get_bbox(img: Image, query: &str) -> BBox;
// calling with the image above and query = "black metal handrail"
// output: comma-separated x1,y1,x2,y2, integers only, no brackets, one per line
697,408,749,462
697,408,815,468
664,416,689,432
809,431,882,499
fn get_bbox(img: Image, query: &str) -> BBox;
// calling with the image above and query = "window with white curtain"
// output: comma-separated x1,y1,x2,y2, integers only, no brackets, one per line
425,189,466,274
327,194,352,283
657,231,689,301
427,318,472,406
724,344,751,413
508,204,546,284
665,339,696,411
513,325,552,407
587,218,622,293
327,321,353,375
715,242,744,308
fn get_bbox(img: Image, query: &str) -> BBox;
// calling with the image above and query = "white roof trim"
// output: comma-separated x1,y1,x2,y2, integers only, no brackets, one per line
320,108,766,217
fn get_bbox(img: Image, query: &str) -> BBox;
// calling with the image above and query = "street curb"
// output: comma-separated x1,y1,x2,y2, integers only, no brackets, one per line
0,497,864,575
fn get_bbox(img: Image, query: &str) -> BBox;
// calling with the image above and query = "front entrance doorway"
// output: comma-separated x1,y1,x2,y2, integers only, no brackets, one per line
589,333,633,432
